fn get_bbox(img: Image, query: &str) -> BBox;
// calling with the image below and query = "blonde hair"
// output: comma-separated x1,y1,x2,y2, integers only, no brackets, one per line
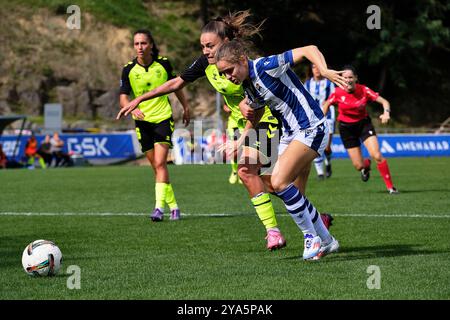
215,39,249,64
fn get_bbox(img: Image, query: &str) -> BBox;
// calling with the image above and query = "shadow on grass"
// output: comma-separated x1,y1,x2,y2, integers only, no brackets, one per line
374,188,450,194
282,244,447,262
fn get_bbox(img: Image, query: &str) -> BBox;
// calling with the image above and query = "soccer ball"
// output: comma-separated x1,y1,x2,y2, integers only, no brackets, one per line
21,240,63,276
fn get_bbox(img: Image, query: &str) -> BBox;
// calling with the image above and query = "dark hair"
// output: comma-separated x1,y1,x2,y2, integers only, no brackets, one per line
201,10,264,41
342,64,357,76
215,39,250,64
133,29,160,58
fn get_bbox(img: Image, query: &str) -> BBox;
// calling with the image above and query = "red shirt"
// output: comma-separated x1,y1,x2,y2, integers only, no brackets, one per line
327,83,379,123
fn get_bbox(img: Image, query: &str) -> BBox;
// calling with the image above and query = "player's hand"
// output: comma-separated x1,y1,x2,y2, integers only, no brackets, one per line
131,109,145,120
183,108,190,127
116,98,141,120
380,112,390,124
223,104,231,113
218,140,239,158
322,69,347,90
239,98,254,121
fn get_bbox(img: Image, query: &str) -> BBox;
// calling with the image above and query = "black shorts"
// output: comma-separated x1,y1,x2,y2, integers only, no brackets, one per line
234,122,281,172
339,117,377,149
135,117,174,152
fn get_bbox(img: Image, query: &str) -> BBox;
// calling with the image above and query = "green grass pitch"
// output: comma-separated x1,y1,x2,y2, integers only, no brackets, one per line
0,157,449,299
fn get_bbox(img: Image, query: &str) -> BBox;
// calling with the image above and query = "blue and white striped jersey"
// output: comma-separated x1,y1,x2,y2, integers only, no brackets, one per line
304,78,335,121
244,50,325,135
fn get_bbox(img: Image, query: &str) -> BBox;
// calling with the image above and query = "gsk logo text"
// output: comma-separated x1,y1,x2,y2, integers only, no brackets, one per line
67,137,110,157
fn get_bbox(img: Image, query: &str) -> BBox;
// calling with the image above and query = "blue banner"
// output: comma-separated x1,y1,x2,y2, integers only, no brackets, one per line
329,134,450,158
1,133,449,166
0,132,139,164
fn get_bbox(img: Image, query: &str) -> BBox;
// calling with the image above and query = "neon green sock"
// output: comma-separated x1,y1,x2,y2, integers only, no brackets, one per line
165,183,178,210
251,193,278,230
38,157,47,169
155,182,167,210
27,157,34,165
231,161,238,173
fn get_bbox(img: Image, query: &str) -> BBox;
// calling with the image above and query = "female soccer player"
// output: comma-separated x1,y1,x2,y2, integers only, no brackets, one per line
215,40,346,260
118,11,289,251
305,64,335,179
322,66,398,194
119,29,190,221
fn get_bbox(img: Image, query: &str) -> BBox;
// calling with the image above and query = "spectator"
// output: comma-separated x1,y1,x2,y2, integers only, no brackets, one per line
38,134,53,167
50,132,73,167
25,134,46,169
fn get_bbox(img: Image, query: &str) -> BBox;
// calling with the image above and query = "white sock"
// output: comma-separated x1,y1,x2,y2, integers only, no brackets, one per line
314,157,324,176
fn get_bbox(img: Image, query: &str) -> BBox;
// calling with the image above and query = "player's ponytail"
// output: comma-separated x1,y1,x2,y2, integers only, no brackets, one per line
201,10,264,41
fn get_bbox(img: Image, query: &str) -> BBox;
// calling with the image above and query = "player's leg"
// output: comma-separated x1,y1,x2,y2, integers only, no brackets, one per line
324,119,335,178
238,124,286,250
363,135,398,194
340,121,371,181
271,124,334,259
155,118,181,219
324,134,333,178
313,155,325,180
227,127,240,184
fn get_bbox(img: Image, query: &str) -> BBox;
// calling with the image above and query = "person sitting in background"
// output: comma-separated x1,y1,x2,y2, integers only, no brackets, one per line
25,134,46,169
0,143,8,169
50,132,73,167
38,134,53,167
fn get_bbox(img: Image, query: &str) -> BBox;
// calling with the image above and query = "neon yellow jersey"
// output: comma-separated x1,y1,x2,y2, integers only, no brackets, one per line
120,57,175,123
180,55,278,130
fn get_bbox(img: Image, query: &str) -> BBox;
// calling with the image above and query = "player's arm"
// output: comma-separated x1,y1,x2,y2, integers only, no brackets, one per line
290,46,347,89
376,95,391,124
322,99,332,117
174,88,191,126
322,90,337,116
117,76,187,119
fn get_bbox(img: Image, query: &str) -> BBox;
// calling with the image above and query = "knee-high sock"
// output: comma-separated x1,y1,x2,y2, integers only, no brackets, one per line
231,161,238,173
251,193,278,230
324,150,332,166
38,157,47,169
276,183,316,236
165,183,178,210
313,156,324,176
155,182,168,211
305,199,332,244
377,159,394,189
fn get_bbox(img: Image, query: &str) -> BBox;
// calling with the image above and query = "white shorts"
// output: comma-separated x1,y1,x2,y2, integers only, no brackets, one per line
278,121,330,156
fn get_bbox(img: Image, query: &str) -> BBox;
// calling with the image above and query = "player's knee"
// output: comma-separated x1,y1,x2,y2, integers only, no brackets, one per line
153,160,167,172
373,153,384,163
237,165,256,182
270,175,288,193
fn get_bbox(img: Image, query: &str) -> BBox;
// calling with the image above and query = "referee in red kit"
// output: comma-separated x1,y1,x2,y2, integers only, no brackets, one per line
323,65,398,194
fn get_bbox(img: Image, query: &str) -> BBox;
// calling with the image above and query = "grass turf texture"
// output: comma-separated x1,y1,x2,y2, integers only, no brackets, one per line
0,157,449,299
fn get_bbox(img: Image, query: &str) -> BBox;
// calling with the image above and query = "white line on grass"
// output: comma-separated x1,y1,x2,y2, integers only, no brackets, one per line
1,212,450,218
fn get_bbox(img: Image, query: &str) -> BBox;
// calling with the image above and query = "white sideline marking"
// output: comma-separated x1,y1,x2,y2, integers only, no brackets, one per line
0,212,450,218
